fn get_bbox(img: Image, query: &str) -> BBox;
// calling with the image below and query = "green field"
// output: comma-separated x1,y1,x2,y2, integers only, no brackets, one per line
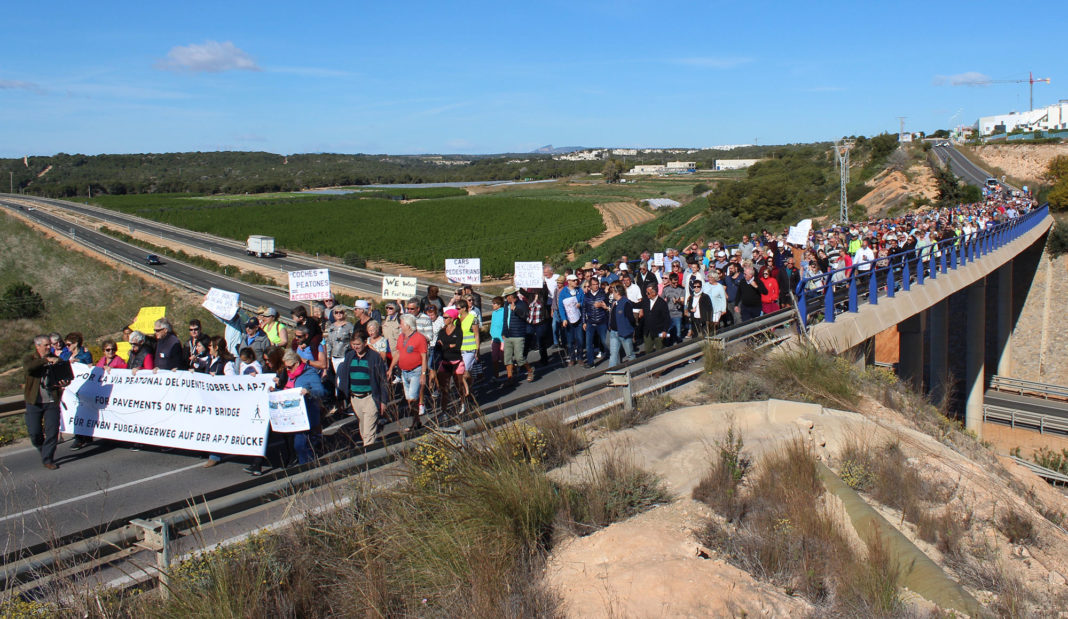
90,193,603,276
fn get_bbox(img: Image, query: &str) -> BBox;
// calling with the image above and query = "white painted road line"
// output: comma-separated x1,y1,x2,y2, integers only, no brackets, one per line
0,462,204,523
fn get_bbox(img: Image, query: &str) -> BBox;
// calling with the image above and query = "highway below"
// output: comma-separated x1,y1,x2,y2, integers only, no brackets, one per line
1,194,449,303
986,390,1068,420
931,143,1019,191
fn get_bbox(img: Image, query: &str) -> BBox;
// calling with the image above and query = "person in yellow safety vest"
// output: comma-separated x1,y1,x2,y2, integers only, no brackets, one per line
456,298,479,398
256,307,288,347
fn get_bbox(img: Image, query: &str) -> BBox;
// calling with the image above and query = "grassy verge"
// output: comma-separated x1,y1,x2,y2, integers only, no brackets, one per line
0,211,217,399
4,415,668,616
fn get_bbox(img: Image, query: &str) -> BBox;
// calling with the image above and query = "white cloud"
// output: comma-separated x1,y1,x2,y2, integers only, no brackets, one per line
673,56,753,69
933,72,990,86
156,41,260,73
0,79,47,94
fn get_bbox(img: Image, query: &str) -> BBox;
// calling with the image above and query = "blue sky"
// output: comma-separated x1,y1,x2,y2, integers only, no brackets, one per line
0,1,1060,157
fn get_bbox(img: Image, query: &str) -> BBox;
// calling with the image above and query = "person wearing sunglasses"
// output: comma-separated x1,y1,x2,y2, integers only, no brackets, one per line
96,340,127,370
64,332,94,365
325,306,354,415
152,318,186,370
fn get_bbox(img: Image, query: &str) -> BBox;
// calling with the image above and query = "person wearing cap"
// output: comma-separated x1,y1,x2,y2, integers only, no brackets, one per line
243,318,269,363
435,307,467,415
456,298,480,391
501,287,534,382
557,273,584,366
713,250,729,271
257,307,288,347
352,300,373,336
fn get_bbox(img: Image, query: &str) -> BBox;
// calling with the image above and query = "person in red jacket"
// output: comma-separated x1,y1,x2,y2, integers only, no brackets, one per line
760,266,780,315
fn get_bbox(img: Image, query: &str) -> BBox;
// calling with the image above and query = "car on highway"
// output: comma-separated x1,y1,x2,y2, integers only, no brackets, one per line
985,178,999,190
146,254,162,265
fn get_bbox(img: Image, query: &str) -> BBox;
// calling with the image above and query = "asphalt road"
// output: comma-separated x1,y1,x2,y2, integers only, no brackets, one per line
930,143,1017,191
986,390,1068,420
0,199,293,312
2,194,450,304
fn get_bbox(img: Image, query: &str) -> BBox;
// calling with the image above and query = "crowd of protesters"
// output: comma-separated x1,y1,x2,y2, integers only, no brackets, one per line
21,186,1035,471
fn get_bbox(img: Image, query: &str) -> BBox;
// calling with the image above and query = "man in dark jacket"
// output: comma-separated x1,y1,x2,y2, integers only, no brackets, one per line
734,266,767,322
501,287,533,383
581,277,609,367
24,335,67,469
339,331,390,447
153,318,187,370
640,284,672,350
608,283,636,367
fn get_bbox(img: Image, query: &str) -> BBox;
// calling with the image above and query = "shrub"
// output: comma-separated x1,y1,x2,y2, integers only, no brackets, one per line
692,424,750,521
692,182,711,195
0,281,45,319
528,413,586,469
997,509,1035,545
1031,446,1068,474
561,450,671,534
600,394,673,431
342,251,367,268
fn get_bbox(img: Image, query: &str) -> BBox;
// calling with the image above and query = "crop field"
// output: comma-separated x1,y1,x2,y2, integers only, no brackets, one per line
90,194,603,276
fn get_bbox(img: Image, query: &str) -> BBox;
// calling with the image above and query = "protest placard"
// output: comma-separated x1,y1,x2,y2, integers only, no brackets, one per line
786,218,813,246
60,364,273,456
268,388,310,432
653,252,664,267
514,261,543,288
288,269,331,301
382,275,417,299
445,259,481,285
202,288,240,320
129,306,166,333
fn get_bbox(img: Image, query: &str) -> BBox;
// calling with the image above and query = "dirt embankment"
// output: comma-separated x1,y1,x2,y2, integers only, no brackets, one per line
546,398,1068,617
857,164,939,217
970,144,1068,186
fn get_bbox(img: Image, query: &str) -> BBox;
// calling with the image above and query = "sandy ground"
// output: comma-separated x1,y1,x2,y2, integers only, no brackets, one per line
857,164,939,217
970,144,1068,185
546,398,1068,617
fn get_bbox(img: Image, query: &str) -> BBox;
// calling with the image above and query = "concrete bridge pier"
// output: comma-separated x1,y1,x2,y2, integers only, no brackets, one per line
996,263,1013,377
898,311,927,391
965,278,986,435
928,299,949,406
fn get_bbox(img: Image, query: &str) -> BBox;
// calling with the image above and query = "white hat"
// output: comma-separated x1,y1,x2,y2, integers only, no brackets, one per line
565,274,578,281
354,300,371,310
618,263,629,270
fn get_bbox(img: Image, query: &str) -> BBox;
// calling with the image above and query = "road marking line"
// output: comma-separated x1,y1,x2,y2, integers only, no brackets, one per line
0,462,204,523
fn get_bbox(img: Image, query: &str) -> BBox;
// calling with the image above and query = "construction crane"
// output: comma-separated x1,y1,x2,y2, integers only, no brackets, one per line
971,72,1051,111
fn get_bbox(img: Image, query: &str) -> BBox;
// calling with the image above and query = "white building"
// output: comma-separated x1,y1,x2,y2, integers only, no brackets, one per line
625,164,665,175
665,161,696,171
977,100,1068,136
714,158,761,170
611,148,637,156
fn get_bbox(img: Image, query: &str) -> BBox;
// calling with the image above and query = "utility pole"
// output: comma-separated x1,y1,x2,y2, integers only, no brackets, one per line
9,171,12,194
833,139,854,224
898,116,907,141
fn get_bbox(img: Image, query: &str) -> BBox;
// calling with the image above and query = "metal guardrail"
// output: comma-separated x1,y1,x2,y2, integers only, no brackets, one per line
990,375,1068,400
794,204,1051,327
983,404,1068,436
0,307,800,594
1008,455,1068,485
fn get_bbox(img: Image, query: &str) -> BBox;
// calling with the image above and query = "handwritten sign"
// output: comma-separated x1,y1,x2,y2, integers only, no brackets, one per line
653,252,664,267
129,306,166,334
445,258,481,285
382,275,417,299
514,261,543,288
289,269,331,301
202,288,240,320
268,388,310,432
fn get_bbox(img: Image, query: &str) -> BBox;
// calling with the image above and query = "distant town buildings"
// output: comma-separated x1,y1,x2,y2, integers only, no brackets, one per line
713,159,761,171
625,161,696,176
976,100,1068,136
611,148,638,156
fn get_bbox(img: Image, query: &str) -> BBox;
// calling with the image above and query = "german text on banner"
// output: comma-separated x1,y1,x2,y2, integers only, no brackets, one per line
445,259,481,285
59,364,273,456
289,269,331,301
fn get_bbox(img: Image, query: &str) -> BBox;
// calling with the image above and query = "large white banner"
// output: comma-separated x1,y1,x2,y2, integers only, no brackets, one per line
202,287,240,320
382,275,418,299
514,261,543,288
289,269,331,301
59,364,273,456
445,259,481,285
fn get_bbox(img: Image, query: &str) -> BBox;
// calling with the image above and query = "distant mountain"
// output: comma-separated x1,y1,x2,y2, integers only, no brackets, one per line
531,145,588,154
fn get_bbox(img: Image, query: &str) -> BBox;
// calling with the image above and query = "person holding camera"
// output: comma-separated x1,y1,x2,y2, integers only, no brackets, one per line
24,334,71,469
